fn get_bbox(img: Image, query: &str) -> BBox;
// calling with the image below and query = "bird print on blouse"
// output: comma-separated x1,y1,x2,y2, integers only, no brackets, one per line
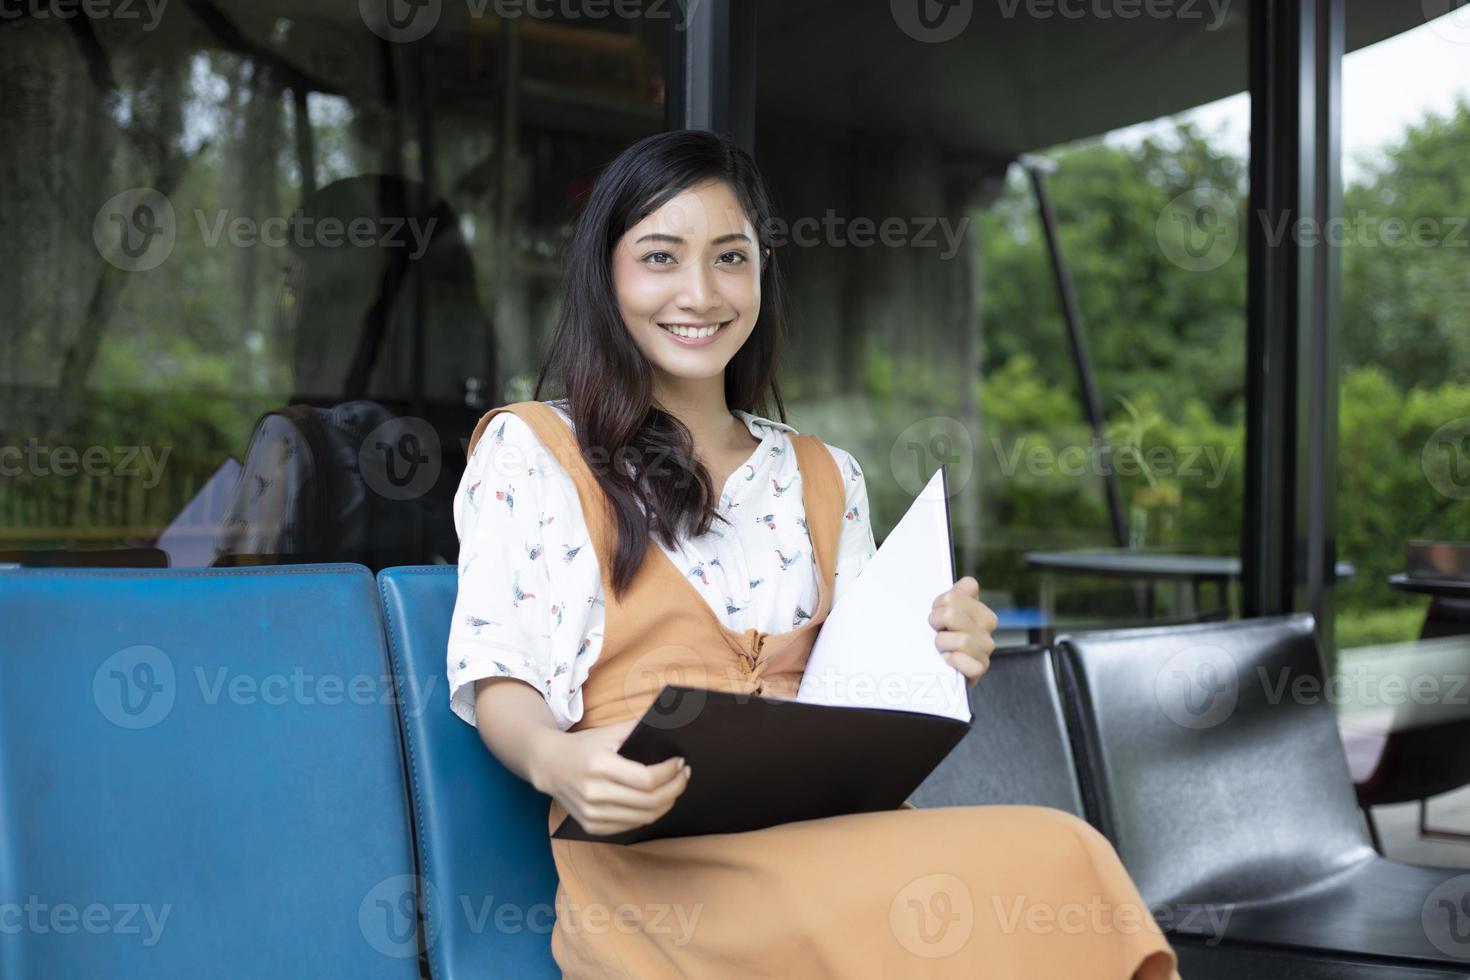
446,398,878,732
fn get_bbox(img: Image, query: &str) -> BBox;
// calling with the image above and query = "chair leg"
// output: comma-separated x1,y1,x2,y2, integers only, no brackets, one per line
1364,806,1384,855
1419,797,1470,843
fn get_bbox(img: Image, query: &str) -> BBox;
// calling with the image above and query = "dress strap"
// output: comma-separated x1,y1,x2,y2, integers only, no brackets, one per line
787,433,845,621
466,402,618,591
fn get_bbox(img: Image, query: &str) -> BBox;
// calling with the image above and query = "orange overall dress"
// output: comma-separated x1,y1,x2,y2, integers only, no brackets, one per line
467,401,1181,980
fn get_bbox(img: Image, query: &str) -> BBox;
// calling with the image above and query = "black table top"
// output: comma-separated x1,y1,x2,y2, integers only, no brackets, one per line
1024,548,1355,582
1388,573,1470,598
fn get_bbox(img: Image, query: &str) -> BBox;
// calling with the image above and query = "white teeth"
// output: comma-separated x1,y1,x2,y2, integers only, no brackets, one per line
661,322,725,339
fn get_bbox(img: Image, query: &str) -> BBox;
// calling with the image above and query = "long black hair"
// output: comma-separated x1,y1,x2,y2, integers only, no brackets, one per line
532,129,791,601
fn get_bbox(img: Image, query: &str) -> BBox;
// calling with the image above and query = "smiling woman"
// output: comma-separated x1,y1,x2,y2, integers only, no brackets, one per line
448,129,1178,980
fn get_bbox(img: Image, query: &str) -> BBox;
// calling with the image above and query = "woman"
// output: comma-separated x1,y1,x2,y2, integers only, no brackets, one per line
447,129,1180,979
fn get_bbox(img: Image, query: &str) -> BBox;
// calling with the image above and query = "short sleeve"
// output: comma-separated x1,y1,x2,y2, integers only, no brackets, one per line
446,411,603,731
825,444,877,606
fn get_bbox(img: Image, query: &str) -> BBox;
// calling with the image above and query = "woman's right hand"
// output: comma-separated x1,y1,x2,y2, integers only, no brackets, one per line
530,719,692,836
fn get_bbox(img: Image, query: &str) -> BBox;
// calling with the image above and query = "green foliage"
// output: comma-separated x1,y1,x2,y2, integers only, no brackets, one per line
975,102,1470,645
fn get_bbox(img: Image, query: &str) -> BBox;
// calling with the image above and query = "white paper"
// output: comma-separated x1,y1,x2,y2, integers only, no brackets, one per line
794,466,971,721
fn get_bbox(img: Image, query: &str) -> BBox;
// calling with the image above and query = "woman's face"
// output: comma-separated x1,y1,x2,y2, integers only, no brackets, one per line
611,177,762,387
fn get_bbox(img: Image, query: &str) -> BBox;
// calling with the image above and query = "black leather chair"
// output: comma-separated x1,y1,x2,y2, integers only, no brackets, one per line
1172,939,1470,980
911,644,1084,814
1056,614,1470,972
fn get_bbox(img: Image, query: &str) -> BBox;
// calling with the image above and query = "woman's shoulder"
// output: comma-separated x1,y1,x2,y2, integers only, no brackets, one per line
464,402,579,490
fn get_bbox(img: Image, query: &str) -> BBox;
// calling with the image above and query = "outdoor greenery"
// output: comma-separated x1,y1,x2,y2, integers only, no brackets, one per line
965,97,1470,649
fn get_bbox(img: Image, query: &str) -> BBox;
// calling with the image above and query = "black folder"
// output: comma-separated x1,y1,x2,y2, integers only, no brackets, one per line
552,684,973,845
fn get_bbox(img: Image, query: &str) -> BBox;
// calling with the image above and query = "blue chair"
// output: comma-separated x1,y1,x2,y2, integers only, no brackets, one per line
0,564,422,979
376,565,559,980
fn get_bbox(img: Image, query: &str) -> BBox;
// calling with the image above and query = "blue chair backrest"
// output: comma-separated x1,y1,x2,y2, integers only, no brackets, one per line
0,565,422,980
911,645,1084,815
1055,613,1375,908
376,565,559,980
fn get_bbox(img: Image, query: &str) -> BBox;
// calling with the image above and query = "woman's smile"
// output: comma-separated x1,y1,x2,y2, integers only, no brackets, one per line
658,319,734,346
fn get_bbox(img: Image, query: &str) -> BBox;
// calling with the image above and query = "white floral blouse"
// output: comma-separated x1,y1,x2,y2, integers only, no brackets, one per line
446,399,878,731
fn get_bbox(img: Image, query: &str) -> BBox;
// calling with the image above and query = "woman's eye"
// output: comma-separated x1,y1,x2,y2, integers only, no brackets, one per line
718,251,748,265
644,251,675,265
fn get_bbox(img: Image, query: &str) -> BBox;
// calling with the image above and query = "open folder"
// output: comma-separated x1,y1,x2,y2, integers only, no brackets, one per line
554,465,972,845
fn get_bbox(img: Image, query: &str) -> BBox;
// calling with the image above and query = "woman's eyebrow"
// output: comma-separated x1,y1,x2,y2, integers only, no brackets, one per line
634,232,754,245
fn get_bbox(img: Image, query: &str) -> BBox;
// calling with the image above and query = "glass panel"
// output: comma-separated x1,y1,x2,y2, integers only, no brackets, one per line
0,0,670,569
755,0,1249,642
1332,6,1470,864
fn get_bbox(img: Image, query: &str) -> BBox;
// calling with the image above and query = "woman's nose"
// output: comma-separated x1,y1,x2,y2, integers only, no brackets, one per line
676,262,718,311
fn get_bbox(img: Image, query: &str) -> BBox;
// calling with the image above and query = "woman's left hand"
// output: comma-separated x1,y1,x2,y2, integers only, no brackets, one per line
929,576,997,688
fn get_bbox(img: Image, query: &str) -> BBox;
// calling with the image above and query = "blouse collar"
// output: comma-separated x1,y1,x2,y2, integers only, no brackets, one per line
733,409,800,437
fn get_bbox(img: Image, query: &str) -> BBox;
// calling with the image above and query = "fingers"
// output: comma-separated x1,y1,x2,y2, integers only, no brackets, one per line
577,759,693,834
584,764,691,813
596,751,688,793
928,599,992,635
